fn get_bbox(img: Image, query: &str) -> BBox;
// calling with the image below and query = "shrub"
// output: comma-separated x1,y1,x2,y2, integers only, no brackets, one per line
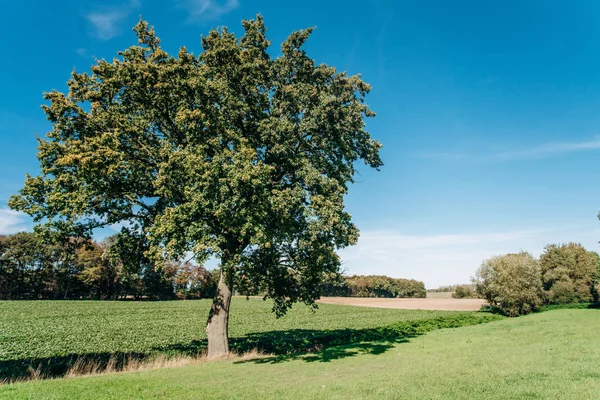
473,252,544,316
539,243,598,304
452,285,475,299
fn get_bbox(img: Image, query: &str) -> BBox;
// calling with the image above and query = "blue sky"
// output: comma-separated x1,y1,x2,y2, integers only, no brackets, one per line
2,0,600,287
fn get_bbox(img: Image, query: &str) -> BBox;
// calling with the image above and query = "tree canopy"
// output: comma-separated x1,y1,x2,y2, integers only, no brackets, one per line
9,16,382,357
539,242,599,304
473,252,545,316
0,232,216,300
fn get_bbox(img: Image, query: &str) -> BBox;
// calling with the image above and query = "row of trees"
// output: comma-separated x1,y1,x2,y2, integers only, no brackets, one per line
426,284,477,298
1,231,427,302
0,232,217,300
473,242,600,316
322,274,426,298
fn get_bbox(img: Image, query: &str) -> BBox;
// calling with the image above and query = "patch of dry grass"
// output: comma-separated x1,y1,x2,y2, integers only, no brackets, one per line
3,350,267,384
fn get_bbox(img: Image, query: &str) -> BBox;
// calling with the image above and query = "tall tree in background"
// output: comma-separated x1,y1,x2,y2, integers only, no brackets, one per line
539,243,598,304
9,16,382,357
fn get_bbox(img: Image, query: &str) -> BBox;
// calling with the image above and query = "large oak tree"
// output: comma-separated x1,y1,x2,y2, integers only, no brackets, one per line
9,16,382,357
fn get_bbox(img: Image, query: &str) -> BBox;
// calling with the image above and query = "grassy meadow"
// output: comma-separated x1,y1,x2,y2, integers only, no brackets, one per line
1,309,598,399
0,298,500,381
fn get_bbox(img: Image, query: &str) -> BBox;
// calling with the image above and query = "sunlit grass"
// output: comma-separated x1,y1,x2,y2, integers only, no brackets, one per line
1,309,597,399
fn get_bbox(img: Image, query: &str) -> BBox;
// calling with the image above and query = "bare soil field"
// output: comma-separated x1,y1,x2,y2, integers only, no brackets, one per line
318,297,486,311
424,292,454,299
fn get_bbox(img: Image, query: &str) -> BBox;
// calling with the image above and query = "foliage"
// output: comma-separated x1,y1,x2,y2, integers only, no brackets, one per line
0,232,82,299
452,285,476,299
473,252,545,316
0,298,498,380
539,243,599,304
0,232,216,300
321,274,426,298
8,16,382,321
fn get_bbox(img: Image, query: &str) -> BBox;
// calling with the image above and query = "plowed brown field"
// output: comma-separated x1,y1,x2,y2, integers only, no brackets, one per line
317,297,486,311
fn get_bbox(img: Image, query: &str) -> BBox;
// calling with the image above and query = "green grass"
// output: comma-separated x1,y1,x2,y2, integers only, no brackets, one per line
0,298,500,380
2,309,598,399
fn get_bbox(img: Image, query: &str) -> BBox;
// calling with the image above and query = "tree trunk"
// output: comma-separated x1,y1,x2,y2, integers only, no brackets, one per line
206,270,233,359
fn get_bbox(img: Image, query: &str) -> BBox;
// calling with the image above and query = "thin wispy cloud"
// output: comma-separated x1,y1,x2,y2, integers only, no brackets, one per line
493,137,600,160
421,136,600,162
177,0,239,23
85,0,141,40
0,209,29,235
339,226,600,288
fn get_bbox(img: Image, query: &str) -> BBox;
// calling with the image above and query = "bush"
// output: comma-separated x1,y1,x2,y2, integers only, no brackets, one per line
473,252,544,316
539,243,598,304
452,285,475,299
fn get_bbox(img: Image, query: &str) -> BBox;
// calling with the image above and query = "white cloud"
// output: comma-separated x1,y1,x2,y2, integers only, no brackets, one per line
339,226,600,288
178,0,239,23
85,0,141,40
0,209,30,235
492,137,600,160
422,136,600,162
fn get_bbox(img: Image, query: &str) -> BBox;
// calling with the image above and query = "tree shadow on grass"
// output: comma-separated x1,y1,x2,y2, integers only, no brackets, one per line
158,325,420,360
2,313,500,382
0,326,414,382
237,339,405,365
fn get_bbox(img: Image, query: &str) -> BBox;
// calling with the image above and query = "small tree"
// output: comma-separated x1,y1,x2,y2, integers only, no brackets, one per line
473,252,544,316
8,17,382,357
452,285,475,299
539,243,598,304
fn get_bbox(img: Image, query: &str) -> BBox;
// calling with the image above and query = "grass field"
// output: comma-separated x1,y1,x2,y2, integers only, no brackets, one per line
1,309,598,399
0,298,500,380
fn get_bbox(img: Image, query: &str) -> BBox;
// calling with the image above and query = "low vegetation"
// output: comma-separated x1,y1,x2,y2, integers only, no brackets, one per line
1,309,597,399
0,298,500,381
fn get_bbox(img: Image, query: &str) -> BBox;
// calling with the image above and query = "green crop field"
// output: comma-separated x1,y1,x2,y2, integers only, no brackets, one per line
1,309,598,399
0,298,500,381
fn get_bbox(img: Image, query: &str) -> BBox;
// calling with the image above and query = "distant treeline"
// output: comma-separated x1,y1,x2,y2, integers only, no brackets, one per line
0,232,217,300
427,285,461,293
427,284,477,298
1,232,426,301
321,274,426,298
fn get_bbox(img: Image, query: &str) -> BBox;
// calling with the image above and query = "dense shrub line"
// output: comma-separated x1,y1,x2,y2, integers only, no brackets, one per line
473,243,600,316
0,232,217,300
321,274,426,298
